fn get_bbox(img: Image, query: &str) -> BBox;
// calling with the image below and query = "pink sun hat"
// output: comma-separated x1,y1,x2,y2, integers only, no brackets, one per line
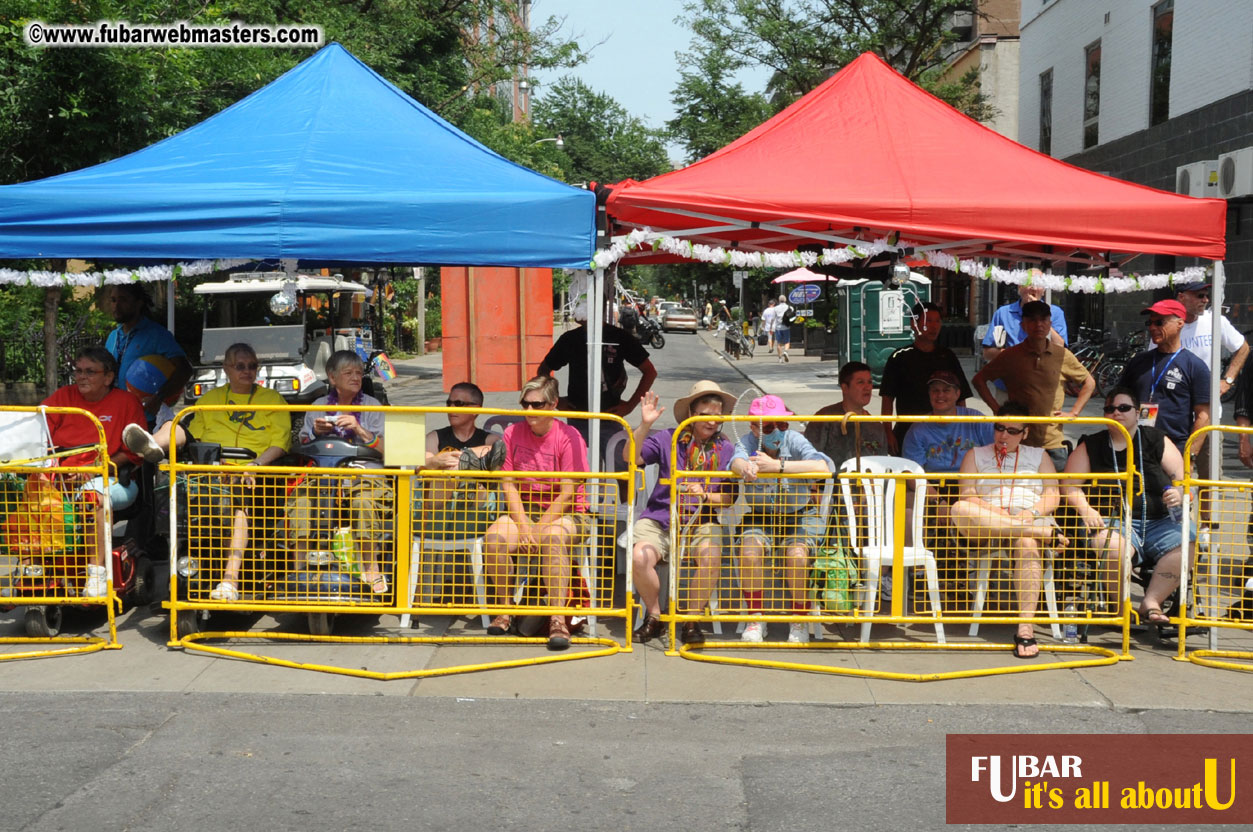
748,394,793,417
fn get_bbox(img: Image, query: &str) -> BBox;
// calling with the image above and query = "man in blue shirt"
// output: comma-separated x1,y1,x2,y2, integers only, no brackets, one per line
902,371,995,474
981,281,1068,364
105,284,193,419
1118,298,1210,454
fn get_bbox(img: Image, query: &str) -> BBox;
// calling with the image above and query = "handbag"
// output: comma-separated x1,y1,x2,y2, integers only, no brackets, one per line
810,542,854,613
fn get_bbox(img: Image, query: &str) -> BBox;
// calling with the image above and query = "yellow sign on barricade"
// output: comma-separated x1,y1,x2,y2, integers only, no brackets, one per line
166,404,633,680
661,413,1134,681
0,406,120,662
1178,425,1253,671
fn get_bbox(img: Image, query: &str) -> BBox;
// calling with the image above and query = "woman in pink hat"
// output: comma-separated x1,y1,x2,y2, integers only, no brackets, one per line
728,394,832,644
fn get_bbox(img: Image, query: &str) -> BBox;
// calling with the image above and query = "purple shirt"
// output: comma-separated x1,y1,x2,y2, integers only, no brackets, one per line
639,427,735,528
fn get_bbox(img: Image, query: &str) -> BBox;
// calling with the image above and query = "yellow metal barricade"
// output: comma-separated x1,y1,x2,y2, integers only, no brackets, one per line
166,404,632,679
1178,425,1253,671
663,414,1132,681
0,406,120,661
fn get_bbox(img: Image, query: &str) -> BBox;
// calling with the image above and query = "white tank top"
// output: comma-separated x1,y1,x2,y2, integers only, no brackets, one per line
971,443,1046,512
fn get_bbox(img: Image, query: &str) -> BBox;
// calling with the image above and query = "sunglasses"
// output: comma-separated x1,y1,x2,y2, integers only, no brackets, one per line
232,362,260,371
993,424,1026,436
1145,318,1175,328
1103,403,1136,414
760,421,789,433
446,399,479,408
519,399,549,410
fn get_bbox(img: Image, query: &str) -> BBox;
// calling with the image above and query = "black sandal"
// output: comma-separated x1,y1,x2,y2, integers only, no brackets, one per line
680,621,705,645
1012,635,1039,659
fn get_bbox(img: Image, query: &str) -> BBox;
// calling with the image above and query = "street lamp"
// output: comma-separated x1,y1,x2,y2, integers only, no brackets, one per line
533,134,564,148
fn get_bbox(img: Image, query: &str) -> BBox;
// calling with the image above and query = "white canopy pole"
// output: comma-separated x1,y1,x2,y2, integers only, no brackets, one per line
1210,261,1224,486
588,267,604,477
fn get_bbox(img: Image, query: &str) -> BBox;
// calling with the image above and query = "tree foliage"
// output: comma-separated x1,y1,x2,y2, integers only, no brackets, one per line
667,42,772,164
681,0,995,119
0,0,584,184
531,76,670,185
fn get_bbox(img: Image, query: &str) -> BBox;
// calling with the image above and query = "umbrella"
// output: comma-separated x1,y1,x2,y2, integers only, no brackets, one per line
771,267,839,284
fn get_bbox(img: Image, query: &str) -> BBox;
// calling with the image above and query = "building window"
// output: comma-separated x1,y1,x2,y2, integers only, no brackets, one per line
1039,69,1053,155
1150,0,1174,126
1083,40,1101,149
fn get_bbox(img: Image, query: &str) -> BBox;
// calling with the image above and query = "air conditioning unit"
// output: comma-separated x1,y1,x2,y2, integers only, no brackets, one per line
1175,161,1219,197
1217,147,1253,198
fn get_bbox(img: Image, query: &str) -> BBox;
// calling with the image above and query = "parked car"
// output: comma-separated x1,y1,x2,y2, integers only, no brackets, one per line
662,306,699,333
657,301,681,325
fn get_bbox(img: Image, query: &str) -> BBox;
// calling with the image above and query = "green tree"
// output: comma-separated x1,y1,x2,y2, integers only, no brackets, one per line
682,0,994,119
0,0,584,184
531,76,671,184
667,43,772,164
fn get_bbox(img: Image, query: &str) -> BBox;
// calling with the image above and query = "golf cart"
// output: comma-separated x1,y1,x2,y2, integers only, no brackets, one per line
186,272,385,405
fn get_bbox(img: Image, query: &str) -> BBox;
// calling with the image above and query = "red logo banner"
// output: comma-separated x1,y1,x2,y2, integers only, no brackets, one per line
947,734,1251,824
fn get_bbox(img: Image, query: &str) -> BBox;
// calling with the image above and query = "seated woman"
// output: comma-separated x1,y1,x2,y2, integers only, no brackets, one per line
123,342,290,601
290,350,390,594
482,375,590,651
729,395,832,645
1063,386,1187,626
42,347,146,597
949,402,1068,659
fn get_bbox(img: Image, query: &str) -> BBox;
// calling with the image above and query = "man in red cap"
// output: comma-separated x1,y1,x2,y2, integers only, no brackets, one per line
1117,298,1210,454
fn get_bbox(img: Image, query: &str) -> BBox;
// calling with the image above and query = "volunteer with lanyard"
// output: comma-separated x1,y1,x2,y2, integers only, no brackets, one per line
1063,386,1189,628
1116,299,1210,454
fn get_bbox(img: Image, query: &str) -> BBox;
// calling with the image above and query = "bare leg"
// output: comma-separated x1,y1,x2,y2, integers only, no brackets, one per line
1140,548,1183,618
738,533,769,611
781,542,810,612
1090,528,1125,610
221,508,248,585
1015,536,1043,654
538,520,573,610
632,541,663,616
682,536,721,615
482,515,520,605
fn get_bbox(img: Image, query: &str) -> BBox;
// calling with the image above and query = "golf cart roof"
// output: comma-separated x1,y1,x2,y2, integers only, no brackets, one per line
194,271,368,295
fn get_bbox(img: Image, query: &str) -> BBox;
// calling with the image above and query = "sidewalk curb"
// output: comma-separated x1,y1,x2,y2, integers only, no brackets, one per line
695,329,769,394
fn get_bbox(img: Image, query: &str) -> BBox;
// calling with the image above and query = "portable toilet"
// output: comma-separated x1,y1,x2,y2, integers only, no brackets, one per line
835,274,931,383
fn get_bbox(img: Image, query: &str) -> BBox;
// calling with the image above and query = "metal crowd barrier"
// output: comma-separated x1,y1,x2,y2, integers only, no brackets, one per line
662,414,1134,681
0,406,119,662
165,404,634,680
1178,425,1253,671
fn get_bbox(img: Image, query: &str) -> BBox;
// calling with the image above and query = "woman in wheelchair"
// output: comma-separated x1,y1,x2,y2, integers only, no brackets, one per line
1062,386,1187,628
290,350,391,595
481,376,591,651
950,401,1068,659
42,346,147,596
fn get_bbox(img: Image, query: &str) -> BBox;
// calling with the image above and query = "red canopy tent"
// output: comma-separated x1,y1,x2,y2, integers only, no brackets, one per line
604,52,1225,265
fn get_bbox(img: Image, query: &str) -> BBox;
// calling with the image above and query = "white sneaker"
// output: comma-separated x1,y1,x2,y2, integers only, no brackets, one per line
123,423,165,463
787,622,810,644
82,565,108,598
741,618,766,643
209,581,239,601
783,352,790,363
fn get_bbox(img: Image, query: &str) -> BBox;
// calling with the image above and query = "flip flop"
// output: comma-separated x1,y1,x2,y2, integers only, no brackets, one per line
1012,635,1039,659
1141,607,1170,625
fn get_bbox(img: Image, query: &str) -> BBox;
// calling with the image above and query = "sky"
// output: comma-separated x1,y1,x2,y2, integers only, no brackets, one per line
531,0,771,159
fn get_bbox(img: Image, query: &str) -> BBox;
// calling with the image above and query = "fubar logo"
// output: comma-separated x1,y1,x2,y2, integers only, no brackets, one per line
947,734,1250,824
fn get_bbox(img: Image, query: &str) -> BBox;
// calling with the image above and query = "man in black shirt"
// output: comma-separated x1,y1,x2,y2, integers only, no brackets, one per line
880,302,973,447
538,300,658,427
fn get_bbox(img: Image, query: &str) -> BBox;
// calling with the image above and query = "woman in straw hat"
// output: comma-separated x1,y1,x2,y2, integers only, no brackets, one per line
631,381,738,646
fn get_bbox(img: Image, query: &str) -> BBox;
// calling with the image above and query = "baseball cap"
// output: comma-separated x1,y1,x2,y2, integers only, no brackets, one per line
1174,281,1210,294
926,370,962,390
1141,299,1186,319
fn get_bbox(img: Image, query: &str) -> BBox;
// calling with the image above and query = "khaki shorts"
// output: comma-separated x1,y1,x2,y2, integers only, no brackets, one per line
1195,432,1222,481
632,517,722,563
496,511,592,540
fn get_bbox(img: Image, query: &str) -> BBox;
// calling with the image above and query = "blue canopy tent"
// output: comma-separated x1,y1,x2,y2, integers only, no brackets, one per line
0,42,594,268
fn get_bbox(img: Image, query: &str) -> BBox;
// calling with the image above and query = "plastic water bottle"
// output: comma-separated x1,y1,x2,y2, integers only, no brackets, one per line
1164,487,1183,523
1062,602,1079,645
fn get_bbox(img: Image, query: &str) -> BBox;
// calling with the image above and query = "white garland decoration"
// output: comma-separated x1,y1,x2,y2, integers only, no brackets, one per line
593,229,1208,294
0,258,251,288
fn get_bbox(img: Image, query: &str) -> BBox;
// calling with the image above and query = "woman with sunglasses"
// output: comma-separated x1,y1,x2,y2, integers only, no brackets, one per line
1062,386,1187,627
482,375,591,650
289,350,391,595
950,402,1067,659
418,382,505,547
729,395,833,644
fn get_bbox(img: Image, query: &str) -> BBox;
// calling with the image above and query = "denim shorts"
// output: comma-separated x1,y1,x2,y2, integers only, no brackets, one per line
1105,515,1191,567
739,505,822,551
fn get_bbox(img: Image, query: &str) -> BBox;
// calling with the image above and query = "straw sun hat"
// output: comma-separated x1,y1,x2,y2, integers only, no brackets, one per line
672,380,737,423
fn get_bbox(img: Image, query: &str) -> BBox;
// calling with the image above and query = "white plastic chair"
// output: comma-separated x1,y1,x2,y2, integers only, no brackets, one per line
838,456,946,644
482,414,523,435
